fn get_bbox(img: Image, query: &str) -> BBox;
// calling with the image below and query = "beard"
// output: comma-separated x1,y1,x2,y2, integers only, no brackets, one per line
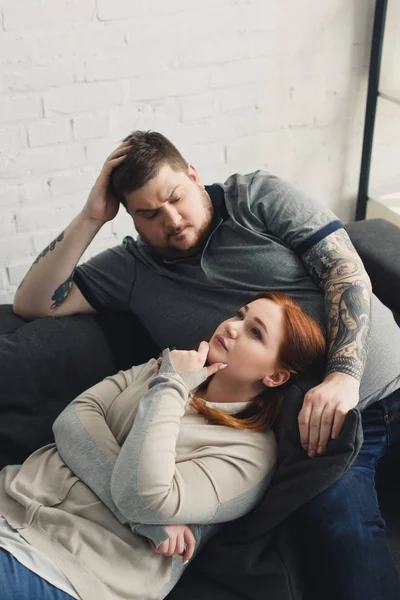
138,188,214,260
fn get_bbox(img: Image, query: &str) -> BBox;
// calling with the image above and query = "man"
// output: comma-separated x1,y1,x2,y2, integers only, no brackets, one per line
14,131,400,600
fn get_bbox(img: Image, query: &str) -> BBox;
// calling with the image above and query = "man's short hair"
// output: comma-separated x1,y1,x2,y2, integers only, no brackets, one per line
110,130,188,208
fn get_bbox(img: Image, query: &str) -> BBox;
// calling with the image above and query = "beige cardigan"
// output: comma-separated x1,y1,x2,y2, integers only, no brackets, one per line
0,350,277,600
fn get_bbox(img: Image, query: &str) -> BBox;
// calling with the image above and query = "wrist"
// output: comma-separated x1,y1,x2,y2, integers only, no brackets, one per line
324,371,360,387
326,355,363,381
76,209,106,232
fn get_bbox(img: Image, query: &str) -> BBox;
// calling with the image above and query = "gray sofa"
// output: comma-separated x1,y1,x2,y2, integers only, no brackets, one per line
0,217,398,597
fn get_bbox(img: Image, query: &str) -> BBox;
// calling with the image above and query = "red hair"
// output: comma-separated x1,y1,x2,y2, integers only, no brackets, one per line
191,291,326,432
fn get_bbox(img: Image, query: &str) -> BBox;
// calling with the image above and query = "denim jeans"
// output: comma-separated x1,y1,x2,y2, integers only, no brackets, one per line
289,386,400,600
0,548,76,600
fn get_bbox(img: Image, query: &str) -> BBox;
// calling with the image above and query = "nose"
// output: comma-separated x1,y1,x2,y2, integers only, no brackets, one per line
225,321,239,339
163,203,182,231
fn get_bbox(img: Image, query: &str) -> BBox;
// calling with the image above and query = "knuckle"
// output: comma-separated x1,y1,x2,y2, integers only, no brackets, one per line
311,395,323,405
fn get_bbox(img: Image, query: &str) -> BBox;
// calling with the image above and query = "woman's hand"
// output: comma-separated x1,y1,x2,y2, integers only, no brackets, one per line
149,525,196,564
170,341,227,376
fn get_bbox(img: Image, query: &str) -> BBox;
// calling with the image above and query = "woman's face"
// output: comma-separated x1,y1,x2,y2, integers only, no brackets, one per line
339,299,357,330
208,298,287,387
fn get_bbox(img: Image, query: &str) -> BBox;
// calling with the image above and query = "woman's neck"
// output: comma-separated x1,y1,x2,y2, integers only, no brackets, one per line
199,373,265,405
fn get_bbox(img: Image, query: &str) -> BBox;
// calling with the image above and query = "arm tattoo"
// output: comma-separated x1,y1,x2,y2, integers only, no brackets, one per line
51,268,76,309
302,229,371,381
18,232,65,291
33,231,65,265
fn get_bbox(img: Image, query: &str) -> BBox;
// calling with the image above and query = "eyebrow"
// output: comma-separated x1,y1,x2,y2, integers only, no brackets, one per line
243,304,268,333
135,185,181,215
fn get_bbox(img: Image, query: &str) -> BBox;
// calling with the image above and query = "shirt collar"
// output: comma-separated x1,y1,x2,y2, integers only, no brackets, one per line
203,400,252,414
205,183,229,221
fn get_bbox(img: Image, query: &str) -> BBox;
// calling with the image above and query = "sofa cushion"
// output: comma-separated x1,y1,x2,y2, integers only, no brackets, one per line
0,304,161,469
0,306,116,468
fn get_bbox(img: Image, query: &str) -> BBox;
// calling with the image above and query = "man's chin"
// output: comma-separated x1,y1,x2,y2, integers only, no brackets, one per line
164,232,205,259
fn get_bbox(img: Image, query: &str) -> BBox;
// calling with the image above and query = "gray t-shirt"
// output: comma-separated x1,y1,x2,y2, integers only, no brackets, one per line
74,171,400,409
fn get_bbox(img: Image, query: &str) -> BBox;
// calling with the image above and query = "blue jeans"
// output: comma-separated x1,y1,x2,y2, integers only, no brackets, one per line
0,548,76,599
289,386,400,600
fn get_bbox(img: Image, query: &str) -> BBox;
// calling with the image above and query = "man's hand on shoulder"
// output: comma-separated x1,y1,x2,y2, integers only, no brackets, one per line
298,372,360,458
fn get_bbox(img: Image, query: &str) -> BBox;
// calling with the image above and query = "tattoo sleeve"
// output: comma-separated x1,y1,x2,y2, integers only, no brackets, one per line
302,229,372,381
18,232,65,291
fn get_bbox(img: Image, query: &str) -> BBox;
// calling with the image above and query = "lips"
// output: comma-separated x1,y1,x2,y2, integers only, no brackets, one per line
215,334,228,350
168,226,187,240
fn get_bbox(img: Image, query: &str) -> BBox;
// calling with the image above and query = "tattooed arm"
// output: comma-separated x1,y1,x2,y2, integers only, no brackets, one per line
13,218,98,319
297,228,372,457
13,141,131,320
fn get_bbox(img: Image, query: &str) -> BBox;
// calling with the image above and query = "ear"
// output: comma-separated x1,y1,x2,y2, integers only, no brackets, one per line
187,163,202,186
262,369,290,388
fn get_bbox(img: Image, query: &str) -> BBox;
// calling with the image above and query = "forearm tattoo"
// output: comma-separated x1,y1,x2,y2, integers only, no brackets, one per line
18,232,65,291
302,229,371,381
51,268,76,309
33,231,65,265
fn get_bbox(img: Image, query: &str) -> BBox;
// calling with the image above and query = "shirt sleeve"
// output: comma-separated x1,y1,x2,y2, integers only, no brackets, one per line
110,349,276,526
52,363,169,547
248,170,344,255
73,237,137,312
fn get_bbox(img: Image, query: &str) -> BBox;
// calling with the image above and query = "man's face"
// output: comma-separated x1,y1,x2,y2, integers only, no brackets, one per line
125,163,214,259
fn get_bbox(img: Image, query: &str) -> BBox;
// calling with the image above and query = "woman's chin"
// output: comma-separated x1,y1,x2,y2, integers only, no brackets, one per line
207,346,228,368
207,346,220,365
207,349,215,364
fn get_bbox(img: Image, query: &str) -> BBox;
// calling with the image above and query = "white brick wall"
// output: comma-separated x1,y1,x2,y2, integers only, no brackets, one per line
27,119,72,148
0,0,383,300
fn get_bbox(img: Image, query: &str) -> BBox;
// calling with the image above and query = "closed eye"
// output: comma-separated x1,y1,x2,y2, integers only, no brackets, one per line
143,211,158,220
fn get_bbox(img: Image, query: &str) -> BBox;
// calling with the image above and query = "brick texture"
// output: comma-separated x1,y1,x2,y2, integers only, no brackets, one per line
0,0,379,298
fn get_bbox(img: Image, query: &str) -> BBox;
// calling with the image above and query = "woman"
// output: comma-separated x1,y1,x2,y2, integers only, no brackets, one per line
333,284,370,361
0,292,326,600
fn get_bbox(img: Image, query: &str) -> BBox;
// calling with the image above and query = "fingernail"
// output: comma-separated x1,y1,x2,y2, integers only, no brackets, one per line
317,446,324,454
183,560,189,565
303,443,308,451
331,433,337,439
308,450,316,458
218,364,228,370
